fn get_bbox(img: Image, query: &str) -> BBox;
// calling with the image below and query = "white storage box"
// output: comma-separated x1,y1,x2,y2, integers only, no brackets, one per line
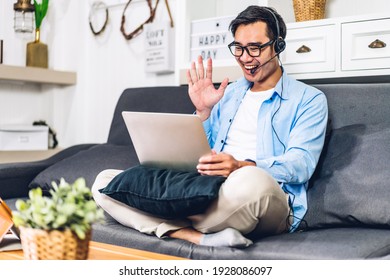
0,125,48,151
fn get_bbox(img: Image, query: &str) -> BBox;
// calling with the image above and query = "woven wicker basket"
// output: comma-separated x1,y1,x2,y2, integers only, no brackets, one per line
293,0,326,22
19,227,91,260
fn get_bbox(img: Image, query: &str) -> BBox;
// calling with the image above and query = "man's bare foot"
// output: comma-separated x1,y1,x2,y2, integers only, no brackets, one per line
167,227,253,248
167,227,202,244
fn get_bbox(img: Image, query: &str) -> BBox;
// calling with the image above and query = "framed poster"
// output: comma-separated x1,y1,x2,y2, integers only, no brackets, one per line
144,21,175,74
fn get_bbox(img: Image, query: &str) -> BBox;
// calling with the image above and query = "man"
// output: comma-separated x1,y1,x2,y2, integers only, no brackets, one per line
92,6,328,248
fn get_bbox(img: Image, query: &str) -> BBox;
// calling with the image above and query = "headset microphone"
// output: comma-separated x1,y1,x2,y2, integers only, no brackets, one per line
250,52,279,75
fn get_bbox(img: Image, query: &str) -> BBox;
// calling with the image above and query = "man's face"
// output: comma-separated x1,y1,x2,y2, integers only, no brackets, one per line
233,21,280,90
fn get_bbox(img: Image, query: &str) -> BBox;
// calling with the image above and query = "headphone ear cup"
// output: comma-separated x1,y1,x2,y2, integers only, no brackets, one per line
274,38,286,53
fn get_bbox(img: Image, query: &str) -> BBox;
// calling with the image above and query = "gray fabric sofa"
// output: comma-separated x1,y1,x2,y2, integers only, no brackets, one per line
1,83,390,260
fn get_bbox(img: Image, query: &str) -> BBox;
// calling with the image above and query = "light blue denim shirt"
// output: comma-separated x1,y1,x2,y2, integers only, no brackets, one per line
202,71,328,231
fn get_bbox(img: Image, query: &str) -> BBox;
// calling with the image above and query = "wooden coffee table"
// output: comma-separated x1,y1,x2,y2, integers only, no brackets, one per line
0,241,186,260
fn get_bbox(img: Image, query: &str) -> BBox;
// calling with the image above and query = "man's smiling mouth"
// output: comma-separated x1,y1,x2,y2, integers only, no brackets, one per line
244,64,259,74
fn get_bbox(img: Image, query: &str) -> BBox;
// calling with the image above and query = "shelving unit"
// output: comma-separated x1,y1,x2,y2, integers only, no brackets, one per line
0,64,77,85
281,14,390,83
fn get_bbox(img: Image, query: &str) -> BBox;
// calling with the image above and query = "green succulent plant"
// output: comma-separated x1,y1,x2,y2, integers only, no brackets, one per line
34,0,49,29
12,178,104,240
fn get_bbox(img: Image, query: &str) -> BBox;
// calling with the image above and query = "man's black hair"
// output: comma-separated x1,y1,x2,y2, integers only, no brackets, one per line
229,6,287,41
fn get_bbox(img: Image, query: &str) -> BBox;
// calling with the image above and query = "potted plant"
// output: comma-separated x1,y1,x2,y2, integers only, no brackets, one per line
26,0,49,68
12,178,104,260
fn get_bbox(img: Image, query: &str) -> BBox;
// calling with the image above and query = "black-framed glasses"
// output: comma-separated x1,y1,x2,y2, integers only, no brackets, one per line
228,40,274,57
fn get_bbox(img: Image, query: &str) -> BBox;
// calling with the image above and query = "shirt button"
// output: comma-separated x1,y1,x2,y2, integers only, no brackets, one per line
221,140,224,143
229,119,232,123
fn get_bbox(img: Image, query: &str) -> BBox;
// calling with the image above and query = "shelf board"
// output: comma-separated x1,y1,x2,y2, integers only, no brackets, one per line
0,148,62,164
0,64,76,85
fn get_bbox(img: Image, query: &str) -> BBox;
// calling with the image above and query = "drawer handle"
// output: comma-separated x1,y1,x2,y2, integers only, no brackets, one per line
368,39,386,49
296,45,311,53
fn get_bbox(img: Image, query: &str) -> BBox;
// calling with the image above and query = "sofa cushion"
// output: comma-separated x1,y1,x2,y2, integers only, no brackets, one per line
99,165,225,219
28,144,138,194
92,218,390,259
305,123,390,229
108,86,195,146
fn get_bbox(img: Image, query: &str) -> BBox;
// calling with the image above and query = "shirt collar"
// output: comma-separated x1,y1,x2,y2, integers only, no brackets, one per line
274,68,290,100
234,68,290,101
231,77,252,100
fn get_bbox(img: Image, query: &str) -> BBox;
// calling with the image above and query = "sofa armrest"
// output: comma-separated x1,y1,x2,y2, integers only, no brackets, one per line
0,144,97,199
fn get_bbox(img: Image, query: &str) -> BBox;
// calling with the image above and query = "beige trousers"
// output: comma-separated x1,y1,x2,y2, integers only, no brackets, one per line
92,166,290,238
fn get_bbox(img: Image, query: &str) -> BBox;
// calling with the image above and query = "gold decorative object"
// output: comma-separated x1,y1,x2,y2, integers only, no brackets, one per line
26,28,48,68
293,0,326,22
26,0,49,68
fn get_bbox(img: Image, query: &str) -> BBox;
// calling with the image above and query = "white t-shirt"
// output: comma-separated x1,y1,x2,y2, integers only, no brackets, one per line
222,87,274,160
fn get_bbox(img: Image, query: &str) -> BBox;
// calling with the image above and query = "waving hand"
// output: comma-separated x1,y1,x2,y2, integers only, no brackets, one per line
186,56,229,121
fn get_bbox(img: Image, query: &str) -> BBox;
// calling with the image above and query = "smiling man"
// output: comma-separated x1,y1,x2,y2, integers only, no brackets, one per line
92,6,328,248
171,5,328,246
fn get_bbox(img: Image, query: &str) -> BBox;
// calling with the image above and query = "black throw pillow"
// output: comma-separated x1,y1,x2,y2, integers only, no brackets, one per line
99,165,226,219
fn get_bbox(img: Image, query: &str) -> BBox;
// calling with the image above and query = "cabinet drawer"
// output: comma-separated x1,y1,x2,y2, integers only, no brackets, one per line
281,24,336,74
342,18,390,71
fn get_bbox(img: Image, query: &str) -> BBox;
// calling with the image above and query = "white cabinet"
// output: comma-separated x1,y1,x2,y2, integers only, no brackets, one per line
342,18,390,71
286,14,390,82
281,24,336,74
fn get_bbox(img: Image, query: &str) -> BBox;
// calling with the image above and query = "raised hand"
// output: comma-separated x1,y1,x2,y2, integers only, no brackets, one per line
186,56,229,121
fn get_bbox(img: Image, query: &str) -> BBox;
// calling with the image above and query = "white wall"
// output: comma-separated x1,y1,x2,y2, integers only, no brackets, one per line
0,0,52,135
0,0,177,147
78,0,178,144
0,0,388,148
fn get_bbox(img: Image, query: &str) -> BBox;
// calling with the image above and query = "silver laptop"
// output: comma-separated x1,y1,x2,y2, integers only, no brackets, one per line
122,111,211,172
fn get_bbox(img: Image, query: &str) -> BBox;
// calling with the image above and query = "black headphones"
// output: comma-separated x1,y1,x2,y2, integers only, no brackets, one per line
263,8,306,232
263,7,286,54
